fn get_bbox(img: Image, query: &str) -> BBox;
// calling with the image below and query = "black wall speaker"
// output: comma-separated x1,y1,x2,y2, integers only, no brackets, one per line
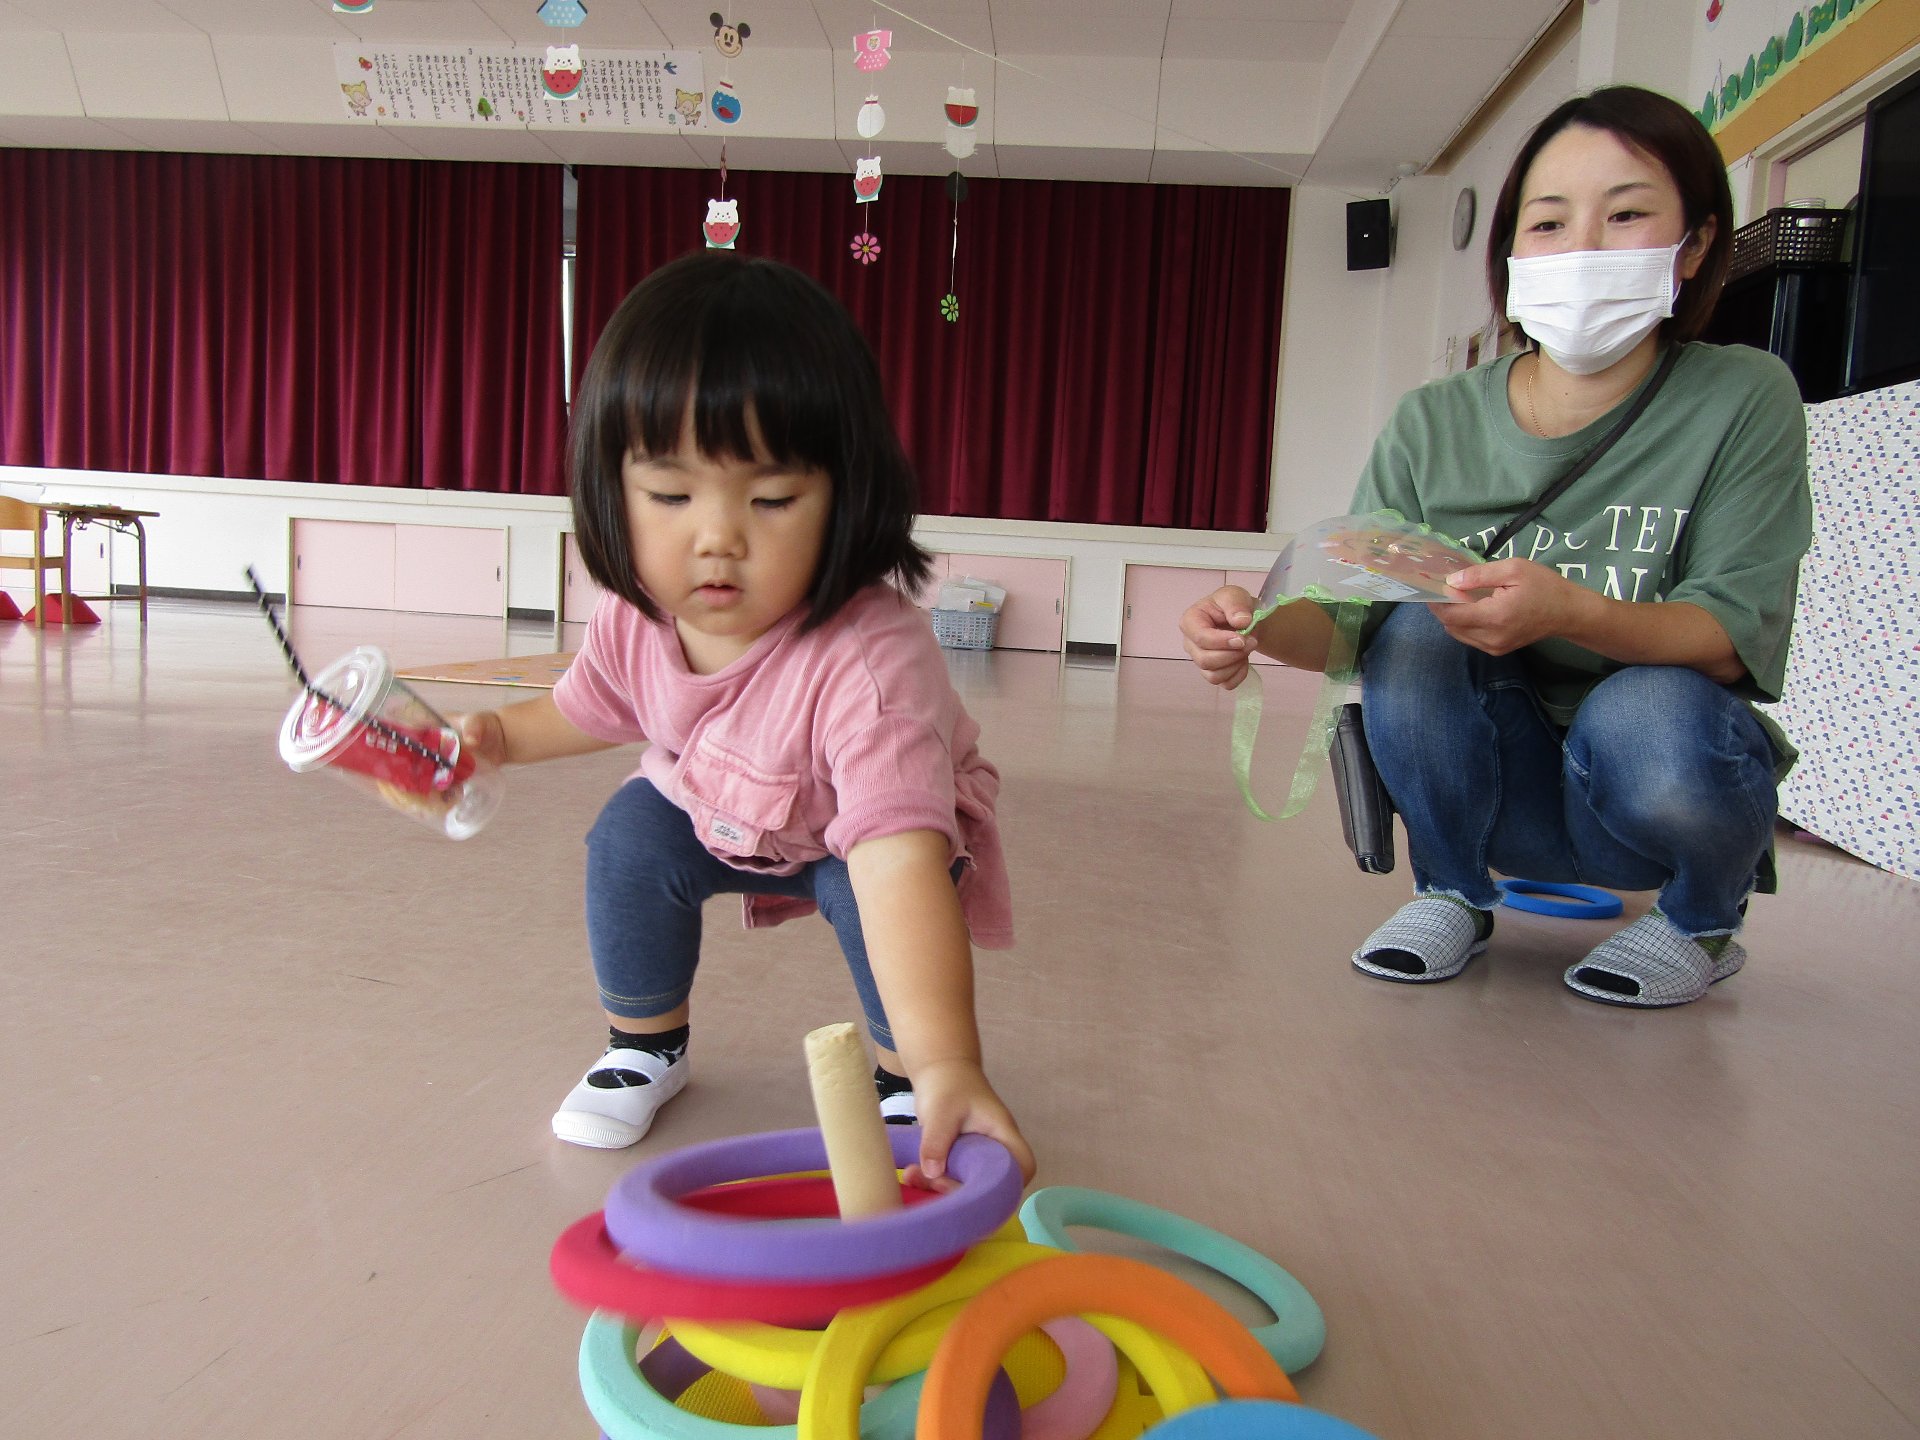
1346,198,1391,271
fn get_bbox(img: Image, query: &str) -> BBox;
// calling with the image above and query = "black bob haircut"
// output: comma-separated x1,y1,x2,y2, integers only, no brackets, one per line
569,250,931,630
1486,85,1734,349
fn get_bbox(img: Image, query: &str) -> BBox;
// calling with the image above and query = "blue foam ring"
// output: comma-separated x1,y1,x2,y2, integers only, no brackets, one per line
1143,1400,1384,1437
1496,879,1624,920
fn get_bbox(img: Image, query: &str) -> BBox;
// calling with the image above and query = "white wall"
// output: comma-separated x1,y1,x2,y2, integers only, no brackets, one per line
0,465,1283,648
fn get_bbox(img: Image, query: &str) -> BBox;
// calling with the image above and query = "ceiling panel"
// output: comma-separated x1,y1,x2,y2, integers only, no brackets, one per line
0,28,83,114
1163,18,1342,63
88,115,294,152
159,0,345,38
321,0,518,45
1148,145,1309,185
6,0,195,32
67,32,227,119
990,16,1171,57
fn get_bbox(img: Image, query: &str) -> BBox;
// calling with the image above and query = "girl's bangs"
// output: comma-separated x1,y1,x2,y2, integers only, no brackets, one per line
618,281,843,475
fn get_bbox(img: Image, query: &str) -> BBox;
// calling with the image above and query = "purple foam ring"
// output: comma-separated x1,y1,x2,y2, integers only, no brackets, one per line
602,1126,1022,1283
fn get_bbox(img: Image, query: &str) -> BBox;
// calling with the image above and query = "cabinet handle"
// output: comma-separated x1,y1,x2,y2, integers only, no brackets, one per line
496,567,502,580
1054,599,1061,614
296,554,302,571
1125,604,1132,620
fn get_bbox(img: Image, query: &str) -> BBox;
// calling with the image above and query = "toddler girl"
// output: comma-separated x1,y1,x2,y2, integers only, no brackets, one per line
460,251,1032,1184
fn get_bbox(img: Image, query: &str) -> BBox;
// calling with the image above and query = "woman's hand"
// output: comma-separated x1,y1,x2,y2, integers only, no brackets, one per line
906,1057,1036,1192
1180,585,1258,689
1433,558,1596,655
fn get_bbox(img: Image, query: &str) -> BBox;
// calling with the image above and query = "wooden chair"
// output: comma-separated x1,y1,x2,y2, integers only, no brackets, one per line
0,496,68,629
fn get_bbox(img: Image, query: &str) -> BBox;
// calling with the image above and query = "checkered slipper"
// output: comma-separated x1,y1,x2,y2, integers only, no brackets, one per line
1352,896,1492,983
1564,911,1746,1008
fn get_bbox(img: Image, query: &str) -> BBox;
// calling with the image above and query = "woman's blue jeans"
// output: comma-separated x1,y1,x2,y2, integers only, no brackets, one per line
1359,603,1778,936
585,779,897,1046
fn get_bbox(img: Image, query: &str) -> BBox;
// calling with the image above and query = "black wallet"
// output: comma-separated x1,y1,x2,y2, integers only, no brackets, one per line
1328,701,1395,874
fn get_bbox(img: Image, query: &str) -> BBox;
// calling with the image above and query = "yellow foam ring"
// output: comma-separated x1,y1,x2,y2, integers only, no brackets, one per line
670,1243,1061,1390
796,1242,1206,1439
1086,1355,1161,1440
664,1221,1029,1391
675,1368,771,1425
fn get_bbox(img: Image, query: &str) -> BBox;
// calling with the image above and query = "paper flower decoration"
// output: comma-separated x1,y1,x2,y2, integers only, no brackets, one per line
850,232,881,265
940,293,960,322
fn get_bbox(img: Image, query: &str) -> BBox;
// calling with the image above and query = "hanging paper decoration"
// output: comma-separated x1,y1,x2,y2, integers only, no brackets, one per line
704,198,740,249
856,95,885,139
853,156,883,204
944,84,979,159
941,169,965,323
850,232,881,266
537,0,587,26
710,12,751,58
540,44,585,100
711,80,741,123
333,0,375,13
854,29,892,70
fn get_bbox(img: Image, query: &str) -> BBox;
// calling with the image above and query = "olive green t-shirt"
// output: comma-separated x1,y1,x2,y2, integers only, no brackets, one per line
1347,342,1811,751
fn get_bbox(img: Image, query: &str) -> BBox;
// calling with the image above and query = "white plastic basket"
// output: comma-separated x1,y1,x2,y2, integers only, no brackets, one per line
931,607,998,650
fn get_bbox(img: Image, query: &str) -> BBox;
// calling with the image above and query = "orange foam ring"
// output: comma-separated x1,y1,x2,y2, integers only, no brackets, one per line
918,1253,1300,1436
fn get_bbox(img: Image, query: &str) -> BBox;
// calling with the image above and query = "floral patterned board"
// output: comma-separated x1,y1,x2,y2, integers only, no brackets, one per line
1762,378,1920,881
396,652,573,689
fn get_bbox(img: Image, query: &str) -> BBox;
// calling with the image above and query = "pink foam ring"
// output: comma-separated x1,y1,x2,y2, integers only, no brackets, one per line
1022,1319,1120,1440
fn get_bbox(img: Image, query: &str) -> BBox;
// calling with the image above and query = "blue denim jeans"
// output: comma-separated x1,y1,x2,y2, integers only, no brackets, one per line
1359,603,1778,936
585,779,901,1045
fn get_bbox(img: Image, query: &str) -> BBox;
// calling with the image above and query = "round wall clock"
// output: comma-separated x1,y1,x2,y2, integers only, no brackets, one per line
1451,186,1477,251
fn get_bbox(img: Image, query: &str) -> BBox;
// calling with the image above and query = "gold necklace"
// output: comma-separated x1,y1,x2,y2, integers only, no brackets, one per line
1524,353,1542,435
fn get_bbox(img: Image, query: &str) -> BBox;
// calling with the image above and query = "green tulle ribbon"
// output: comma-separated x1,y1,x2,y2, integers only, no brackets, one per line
1230,596,1370,822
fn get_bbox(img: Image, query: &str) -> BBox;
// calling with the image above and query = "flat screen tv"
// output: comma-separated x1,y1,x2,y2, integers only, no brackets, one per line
1845,68,1920,393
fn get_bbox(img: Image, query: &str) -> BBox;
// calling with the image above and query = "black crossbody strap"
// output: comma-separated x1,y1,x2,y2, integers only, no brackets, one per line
1481,344,1682,560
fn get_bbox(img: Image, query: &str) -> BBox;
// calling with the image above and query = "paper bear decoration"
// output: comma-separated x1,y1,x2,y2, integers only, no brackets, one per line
541,45,584,100
704,198,740,250
853,156,883,204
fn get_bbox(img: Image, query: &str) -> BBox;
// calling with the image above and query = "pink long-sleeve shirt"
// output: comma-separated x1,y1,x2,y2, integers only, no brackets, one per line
552,583,1013,948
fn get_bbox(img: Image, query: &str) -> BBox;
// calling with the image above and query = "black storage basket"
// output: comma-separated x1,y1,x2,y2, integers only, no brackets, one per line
1726,207,1850,284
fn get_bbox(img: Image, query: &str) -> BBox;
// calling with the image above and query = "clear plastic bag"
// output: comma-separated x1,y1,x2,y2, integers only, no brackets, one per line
1254,513,1484,610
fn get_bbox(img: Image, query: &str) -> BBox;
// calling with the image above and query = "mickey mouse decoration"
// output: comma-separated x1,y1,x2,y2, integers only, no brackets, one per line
711,13,750,58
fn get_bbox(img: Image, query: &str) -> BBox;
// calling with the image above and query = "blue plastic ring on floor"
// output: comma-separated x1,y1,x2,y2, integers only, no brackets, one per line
1496,879,1623,920
1141,1400,1383,1437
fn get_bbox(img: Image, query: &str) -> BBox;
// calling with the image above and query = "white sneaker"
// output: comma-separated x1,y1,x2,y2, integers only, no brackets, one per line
879,1088,917,1126
551,1045,689,1149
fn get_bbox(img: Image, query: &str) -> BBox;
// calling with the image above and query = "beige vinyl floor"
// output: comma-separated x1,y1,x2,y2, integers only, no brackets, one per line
3,598,1917,1440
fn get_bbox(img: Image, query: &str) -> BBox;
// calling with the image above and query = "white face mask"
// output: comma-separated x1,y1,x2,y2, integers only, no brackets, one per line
1506,241,1685,375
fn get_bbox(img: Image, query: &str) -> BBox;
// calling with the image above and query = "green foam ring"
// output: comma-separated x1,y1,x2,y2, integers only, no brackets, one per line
1019,1186,1327,1377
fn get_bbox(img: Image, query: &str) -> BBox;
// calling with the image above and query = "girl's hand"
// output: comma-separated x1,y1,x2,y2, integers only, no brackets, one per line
1180,585,1258,689
904,1058,1036,1192
454,710,510,767
1433,558,1596,656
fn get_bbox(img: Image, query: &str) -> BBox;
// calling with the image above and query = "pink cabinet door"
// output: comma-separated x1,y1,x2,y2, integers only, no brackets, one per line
1225,567,1284,667
1122,565,1221,660
563,533,606,623
944,554,1065,652
290,519,396,611
394,525,506,617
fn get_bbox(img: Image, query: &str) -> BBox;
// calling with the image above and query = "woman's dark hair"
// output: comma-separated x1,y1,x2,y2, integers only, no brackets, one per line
569,250,930,629
1486,85,1734,346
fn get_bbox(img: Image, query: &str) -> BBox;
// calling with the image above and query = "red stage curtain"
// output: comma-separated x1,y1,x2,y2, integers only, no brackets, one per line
572,168,1288,531
0,150,567,495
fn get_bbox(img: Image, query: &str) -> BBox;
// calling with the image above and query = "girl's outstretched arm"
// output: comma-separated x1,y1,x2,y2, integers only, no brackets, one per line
847,828,1036,1187
457,693,621,766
